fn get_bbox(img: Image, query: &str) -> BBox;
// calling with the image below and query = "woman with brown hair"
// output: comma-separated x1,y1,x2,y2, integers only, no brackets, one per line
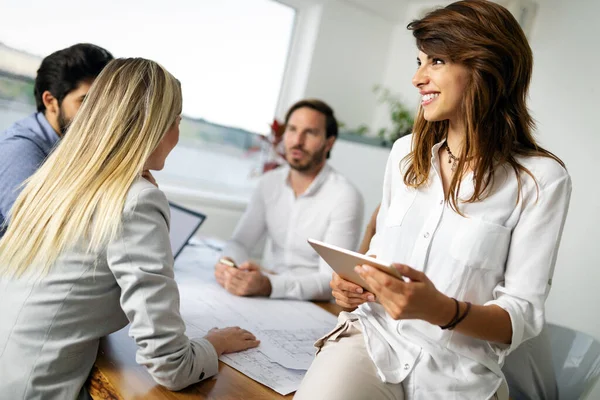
295,1,571,399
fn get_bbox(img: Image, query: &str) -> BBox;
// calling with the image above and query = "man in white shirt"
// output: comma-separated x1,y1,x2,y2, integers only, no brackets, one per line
214,99,364,300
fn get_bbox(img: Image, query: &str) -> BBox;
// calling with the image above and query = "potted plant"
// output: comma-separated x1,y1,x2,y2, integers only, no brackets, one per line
373,85,414,146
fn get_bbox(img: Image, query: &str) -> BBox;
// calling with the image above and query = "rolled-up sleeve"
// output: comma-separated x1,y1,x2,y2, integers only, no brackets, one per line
485,172,572,360
106,187,218,391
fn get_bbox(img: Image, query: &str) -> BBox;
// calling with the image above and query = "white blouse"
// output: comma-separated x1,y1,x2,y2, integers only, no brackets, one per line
353,135,572,400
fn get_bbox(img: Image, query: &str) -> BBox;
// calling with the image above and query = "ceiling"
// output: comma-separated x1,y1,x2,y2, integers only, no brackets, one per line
341,0,444,23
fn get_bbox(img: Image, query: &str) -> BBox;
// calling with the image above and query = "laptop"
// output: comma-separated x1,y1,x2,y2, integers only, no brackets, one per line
168,202,207,259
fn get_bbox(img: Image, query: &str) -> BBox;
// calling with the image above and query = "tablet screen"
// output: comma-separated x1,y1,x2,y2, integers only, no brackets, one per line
169,202,207,258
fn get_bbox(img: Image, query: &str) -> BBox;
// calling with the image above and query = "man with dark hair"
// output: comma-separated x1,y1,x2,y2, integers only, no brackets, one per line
0,43,113,237
214,98,364,301
284,99,338,159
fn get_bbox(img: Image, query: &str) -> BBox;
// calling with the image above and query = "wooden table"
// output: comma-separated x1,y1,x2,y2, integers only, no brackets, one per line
87,302,343,400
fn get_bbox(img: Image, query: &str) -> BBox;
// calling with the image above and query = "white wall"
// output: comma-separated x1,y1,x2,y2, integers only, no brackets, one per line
328,139,391,231
301,0,395,130
371,1,449,131
526,1,600,396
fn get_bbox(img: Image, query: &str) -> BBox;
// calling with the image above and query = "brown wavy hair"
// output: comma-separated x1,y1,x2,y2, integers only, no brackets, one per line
405,0,564,211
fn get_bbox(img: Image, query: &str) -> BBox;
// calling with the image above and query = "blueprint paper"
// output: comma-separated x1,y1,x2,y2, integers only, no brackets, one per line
174,245,338,395
221,348,305,395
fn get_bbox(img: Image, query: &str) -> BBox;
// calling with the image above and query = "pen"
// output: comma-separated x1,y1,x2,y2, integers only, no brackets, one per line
219,258,237,268
219,257,277,275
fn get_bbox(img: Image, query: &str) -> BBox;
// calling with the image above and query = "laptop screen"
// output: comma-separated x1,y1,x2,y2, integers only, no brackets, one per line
168,202,207,259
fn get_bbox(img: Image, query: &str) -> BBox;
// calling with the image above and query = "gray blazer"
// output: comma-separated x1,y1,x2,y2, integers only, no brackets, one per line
0,178,218,400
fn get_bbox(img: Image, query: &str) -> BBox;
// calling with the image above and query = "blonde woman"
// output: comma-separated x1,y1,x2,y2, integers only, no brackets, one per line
0,58,259,399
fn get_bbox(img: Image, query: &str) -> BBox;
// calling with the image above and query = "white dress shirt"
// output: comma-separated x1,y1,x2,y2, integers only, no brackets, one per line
353,135,571,399
222,164,364,300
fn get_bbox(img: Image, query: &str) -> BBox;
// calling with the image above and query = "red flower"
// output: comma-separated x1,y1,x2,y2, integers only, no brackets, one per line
269,118,285,145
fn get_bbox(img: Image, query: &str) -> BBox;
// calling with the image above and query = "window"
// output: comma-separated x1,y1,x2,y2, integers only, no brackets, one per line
0,0,296,199
0,71,34,128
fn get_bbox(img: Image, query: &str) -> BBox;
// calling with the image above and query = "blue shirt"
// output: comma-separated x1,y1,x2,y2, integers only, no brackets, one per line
0,112,59,237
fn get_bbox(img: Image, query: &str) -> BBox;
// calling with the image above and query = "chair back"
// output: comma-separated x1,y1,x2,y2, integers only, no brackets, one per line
547,323,600,399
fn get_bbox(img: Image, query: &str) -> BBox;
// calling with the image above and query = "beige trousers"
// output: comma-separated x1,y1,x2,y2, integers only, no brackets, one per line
294,319,406,400
294,318,508,400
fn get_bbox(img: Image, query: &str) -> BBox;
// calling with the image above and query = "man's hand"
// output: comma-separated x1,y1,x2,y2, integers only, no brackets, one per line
214,257,235,288
215,260,272,297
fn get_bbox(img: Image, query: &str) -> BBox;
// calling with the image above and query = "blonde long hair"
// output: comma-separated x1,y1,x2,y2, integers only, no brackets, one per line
0,58,182,278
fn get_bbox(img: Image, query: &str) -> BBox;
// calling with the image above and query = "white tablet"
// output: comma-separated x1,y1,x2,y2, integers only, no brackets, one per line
307,238,403,292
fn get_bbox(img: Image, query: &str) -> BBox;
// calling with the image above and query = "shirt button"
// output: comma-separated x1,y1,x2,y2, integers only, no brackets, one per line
424,232,430,239
404,363,410,370
440,199,444,205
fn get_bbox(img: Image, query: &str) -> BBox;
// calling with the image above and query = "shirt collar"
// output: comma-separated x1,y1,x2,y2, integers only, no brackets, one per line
430,137,447,171
430,138,447,160
35,112,61,145
284,163,332,198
